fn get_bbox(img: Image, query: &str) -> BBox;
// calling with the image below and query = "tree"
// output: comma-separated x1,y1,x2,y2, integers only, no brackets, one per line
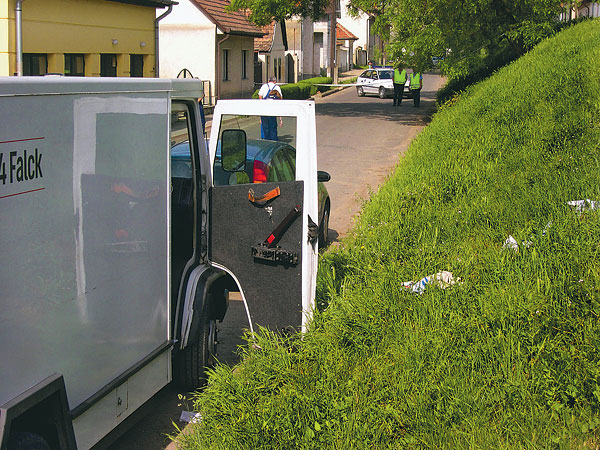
227,0,330,26
347,0,564,76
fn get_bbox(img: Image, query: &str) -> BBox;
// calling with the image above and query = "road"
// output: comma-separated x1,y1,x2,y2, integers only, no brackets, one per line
314,73,444,241
101,73,444,450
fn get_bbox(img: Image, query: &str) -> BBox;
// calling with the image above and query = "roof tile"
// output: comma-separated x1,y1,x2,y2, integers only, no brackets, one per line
336,22,358,41
191,0,264,37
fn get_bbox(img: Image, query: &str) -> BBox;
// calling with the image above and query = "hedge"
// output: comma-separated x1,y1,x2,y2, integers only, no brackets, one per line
252,76,333,100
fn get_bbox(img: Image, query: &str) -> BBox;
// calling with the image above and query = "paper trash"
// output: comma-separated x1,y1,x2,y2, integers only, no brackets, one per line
402,271,460,294
567,199,600,213
180,411,202,424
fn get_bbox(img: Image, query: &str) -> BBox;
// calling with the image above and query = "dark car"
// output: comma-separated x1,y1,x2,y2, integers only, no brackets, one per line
171,139,332,246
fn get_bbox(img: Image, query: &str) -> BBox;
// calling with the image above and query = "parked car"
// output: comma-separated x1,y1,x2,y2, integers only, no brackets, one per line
171,139,332,246
356,68,412,99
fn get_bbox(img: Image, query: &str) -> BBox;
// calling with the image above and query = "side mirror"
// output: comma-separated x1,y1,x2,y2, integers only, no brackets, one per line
317,171,331,182
221,129,247,172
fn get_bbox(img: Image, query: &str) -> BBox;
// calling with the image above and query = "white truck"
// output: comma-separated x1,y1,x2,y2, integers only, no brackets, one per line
0,77,321,450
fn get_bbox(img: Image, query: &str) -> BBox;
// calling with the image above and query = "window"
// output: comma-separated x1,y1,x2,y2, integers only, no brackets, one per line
100,54,117,77
23,54,47,76
277,58,282,81
222,49,229,81
241,50,248,79
213,114,297,186
266,55,270,80
64,54,84,76
130,54,144,77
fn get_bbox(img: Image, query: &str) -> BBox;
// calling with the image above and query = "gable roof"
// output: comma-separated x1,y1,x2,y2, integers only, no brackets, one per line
336,22,358,41
255,22,275,52
191,0,264,37
254,21,287,52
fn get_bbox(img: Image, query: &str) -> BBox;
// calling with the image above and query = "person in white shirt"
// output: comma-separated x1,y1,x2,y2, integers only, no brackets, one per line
258,76,283,140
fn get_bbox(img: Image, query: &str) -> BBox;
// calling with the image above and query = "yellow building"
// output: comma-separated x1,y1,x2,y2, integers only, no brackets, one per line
0,0,174,77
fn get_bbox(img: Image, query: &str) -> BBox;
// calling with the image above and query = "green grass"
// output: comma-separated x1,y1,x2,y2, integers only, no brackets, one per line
178,19,600,449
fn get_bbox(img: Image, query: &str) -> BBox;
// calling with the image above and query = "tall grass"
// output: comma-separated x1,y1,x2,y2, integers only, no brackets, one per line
179,20,600,449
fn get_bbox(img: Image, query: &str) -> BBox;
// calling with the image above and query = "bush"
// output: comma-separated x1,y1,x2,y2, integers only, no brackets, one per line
177,20,600,449
436,19,579,106
251,77,333,100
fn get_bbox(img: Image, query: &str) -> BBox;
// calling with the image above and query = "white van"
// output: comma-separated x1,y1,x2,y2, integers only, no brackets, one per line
0,77,321,450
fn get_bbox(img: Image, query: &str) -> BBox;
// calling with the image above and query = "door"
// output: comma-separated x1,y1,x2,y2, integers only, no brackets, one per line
365,71,378,94
208,100,319,334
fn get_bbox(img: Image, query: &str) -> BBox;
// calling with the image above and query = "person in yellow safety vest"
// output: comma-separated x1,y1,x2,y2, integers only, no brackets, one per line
393,64,407,107
410,70,423,107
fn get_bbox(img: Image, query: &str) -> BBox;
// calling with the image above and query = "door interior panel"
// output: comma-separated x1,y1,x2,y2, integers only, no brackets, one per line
209,181,304,333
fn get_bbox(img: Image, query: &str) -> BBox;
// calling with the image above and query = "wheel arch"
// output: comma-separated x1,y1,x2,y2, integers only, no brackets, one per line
0,374,77,450
177,266,235,350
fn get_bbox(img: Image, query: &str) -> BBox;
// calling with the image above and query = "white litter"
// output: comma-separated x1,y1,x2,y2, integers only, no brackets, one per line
567,199,600,213
503,235,519,251
402,271,460,294
179,411,202,423
502,235,532,252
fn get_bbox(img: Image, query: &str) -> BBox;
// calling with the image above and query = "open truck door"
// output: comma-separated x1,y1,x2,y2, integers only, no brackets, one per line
208,100,319,334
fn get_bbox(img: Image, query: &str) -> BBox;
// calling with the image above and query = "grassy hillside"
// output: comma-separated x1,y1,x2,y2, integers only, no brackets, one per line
179,19,600,449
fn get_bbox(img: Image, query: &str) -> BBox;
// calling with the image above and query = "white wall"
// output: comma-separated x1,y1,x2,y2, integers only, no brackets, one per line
158,0,217,101
159,25,216,83
337,0,369,51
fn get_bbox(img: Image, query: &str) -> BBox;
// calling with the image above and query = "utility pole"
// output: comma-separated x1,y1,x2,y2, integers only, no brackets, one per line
328,0,337,83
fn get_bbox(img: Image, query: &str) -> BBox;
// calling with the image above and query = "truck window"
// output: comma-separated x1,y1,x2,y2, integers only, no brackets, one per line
212,114,297,186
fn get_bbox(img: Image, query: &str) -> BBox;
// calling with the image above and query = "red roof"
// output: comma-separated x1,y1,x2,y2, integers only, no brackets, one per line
336,23,358,41
255,22,275,52
191,0,264,37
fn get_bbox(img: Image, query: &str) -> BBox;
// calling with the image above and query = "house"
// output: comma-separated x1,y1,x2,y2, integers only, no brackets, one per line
254,21,289,85
285,17,318,80
560,1,600,20
0,0,173,77
158,0,264,104
335,22,358,72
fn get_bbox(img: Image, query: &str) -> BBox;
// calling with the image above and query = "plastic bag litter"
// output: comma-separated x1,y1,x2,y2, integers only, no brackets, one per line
402,271,460,294
180,410,202,423
567,199,600,213
503,235,532,252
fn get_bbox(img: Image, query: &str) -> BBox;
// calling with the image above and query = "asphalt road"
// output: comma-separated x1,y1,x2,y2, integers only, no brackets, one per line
101,73,445,450
314,73,445,241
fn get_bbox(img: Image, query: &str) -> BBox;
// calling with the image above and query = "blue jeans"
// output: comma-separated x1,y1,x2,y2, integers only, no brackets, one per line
260,116,278,141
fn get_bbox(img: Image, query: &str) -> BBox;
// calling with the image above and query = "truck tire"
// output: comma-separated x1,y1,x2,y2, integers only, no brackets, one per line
8,432,51,450
175,302,218,390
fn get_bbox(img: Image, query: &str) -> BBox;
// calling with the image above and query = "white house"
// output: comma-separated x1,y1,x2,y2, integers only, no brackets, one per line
158,0,264,104
254,21,289,85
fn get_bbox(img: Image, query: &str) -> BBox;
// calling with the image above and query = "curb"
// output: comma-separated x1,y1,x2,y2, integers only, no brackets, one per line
312,84,351,99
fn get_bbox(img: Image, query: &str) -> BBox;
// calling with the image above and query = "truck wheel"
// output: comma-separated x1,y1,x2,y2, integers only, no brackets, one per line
175,304,218,390
8,432,51,450
379,87,386,99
